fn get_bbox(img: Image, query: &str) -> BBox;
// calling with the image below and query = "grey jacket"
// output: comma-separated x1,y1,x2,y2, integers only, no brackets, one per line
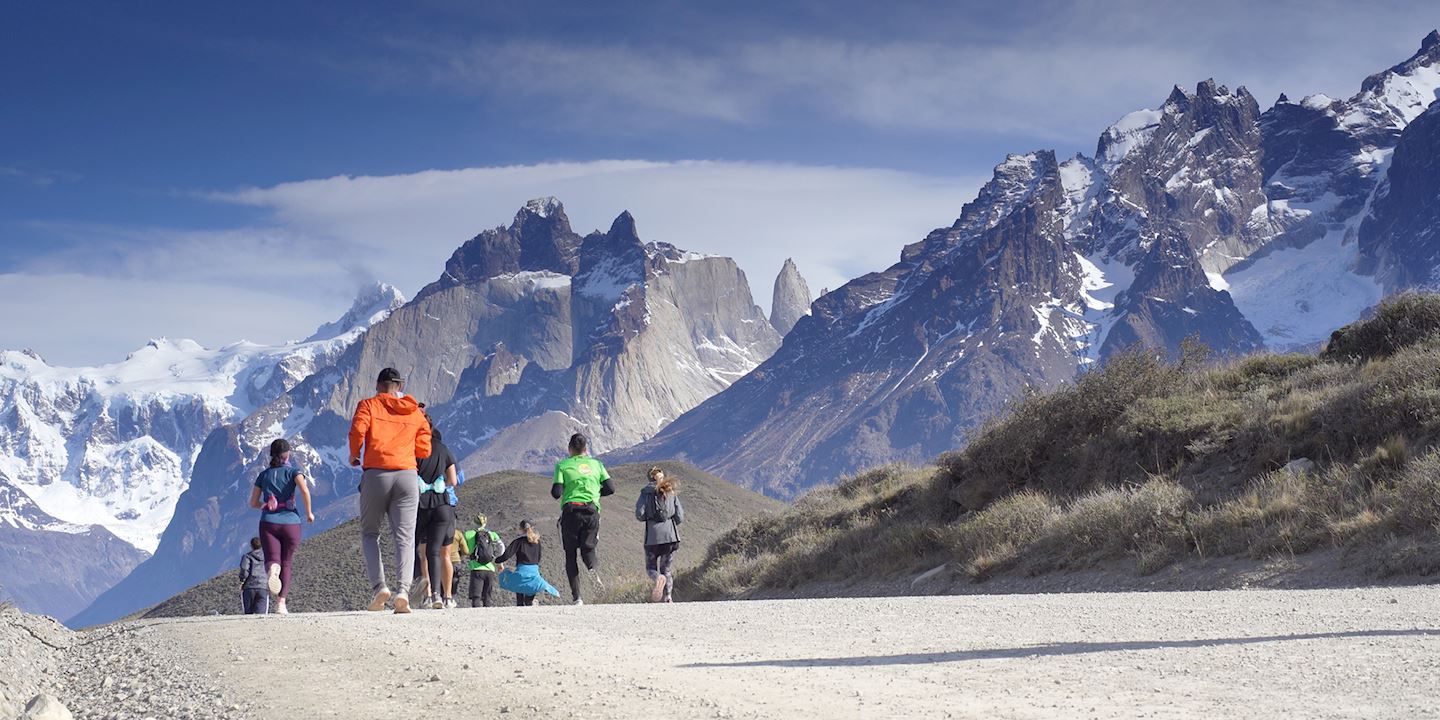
239,549,267,591
635,482,684,546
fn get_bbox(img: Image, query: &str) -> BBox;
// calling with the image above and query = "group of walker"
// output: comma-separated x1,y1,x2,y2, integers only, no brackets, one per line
238,367,684,613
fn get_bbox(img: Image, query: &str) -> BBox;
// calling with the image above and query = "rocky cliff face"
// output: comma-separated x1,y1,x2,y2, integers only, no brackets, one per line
73,199,779,626
619,33,1440,497
769,258,813,336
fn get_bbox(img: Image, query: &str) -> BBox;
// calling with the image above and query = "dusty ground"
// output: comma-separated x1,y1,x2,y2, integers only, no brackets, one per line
38,586,1438,719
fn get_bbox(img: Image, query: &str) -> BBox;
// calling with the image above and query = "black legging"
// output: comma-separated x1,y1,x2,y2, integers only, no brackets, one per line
416,505,455,597
559,504,601,601
515,593,535,607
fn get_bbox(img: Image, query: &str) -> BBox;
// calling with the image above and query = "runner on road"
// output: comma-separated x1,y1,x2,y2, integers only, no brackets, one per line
552,433,614,605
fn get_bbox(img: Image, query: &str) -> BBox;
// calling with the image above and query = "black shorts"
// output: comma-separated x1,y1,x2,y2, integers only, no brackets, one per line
559,503,601,552
415,504,456,548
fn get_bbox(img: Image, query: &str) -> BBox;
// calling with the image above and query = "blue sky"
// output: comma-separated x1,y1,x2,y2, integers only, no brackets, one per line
2,0,1437,364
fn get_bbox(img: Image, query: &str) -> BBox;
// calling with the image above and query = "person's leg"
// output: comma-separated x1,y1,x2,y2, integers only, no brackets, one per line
658,546,676,602
259,522,284,594
579,509,601,572
277,523,301,599
387,470,420,597
481,571,495,608
645,544,664,602
358,469,389,593
515,592,527,607
242,590,254,614
437,507,455,601
468,570,482,608
560,510,582,602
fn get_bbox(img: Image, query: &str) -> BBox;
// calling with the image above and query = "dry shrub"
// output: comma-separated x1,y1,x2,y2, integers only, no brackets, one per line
1322,293,1440,362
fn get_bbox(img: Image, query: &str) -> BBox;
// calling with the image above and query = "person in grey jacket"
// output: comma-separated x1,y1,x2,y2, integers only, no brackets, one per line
238,537,269,614
635,466,684,603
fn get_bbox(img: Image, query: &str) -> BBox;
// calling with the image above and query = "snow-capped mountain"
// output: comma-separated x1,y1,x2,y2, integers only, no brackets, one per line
72,199,780,626
0,283,404,619
620,32,1440,496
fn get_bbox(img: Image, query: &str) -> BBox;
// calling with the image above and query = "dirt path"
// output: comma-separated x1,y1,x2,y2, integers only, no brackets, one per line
78,587,1440,719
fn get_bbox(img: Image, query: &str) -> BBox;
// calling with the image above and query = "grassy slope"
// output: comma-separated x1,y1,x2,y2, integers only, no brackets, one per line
682,295,1440,599
146,461,782,616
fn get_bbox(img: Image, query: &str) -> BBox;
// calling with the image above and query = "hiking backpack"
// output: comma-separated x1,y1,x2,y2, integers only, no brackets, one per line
471,530,504,564
647,490,673,522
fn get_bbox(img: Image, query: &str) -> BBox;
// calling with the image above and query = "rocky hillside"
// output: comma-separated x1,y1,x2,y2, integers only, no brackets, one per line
619,32,1440,498
0,283,403,619
680,295,1440,600
144,461,781,616
73,201,779,627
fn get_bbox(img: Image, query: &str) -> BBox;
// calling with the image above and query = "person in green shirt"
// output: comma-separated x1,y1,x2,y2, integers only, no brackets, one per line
551,433,615,605
462,513,502,608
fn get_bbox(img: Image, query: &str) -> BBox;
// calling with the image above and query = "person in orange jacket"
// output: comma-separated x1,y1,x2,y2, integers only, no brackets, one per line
349,367,432,614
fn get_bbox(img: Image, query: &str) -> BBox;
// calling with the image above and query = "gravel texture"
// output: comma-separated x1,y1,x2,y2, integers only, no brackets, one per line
14,586,1435,719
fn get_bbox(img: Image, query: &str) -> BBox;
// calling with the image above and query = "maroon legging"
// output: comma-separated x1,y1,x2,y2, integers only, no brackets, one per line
259,521,302,598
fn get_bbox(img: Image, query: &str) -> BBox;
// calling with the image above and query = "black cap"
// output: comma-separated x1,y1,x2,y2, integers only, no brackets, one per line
377,367,404,384
269,438,291,456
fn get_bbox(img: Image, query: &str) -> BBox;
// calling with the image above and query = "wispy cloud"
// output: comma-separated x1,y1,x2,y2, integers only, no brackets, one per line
0,165,81,187
358,1,1437,142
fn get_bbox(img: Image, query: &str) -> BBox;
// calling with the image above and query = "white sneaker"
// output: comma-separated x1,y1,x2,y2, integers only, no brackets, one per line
410,577,431,605
430,595,444,610
267,564,282,595
367,587,392,612
443,598,457,610
650,575,666,603
393,595,411,614
588,568,604,590
572,598,585,606
275,600,289,615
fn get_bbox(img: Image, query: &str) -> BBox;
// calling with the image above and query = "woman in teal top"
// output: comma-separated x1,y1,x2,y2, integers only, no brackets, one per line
247,438,314,615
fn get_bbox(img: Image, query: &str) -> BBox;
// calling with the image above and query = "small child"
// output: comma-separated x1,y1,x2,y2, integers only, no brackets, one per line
238,537,269,614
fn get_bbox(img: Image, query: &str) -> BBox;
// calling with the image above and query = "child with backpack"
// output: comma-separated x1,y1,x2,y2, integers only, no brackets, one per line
462,514,506,607
238,537,269,615
494,520,559,606
635,466,684,603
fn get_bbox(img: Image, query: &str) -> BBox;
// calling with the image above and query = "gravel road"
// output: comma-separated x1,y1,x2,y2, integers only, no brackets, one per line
30,586,1440,719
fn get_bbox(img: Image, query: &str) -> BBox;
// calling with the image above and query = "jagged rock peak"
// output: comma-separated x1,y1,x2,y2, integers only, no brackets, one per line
608,210,639,243
520,196,563,219
305,282,406,343
1165,85,1191,111
1424,29,1440,52
769,258,813,336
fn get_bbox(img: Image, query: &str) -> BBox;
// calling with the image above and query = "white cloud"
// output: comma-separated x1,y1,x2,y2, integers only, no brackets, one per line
6,160,983,365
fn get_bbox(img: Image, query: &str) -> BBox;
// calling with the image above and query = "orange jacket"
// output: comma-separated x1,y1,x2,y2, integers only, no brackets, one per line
348,394,432,470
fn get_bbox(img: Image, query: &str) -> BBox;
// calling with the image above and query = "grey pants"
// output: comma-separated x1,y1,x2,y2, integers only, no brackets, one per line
359,468,420,595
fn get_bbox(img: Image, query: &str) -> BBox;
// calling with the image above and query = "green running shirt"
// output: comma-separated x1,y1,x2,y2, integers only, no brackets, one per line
553,455,610,509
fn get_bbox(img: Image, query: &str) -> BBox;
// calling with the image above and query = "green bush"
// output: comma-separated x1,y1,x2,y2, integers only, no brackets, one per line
1322,293,1440,362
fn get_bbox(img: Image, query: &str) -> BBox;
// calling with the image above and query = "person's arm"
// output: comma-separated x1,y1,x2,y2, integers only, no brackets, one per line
248,486,263,510
415,420,433,460
493,538,519,566
348,400,371,466
457,531,471,557
551,464,564,500
598,463,615,497
673,496,684,525
296,473,314,523
635,492,648,522
239,555,250,584
444,463,458,488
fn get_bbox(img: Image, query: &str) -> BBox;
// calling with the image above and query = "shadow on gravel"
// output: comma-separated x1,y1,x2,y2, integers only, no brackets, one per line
681,629,1440,668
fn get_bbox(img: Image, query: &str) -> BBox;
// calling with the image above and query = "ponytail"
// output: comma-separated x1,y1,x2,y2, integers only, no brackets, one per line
525,525,540,545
